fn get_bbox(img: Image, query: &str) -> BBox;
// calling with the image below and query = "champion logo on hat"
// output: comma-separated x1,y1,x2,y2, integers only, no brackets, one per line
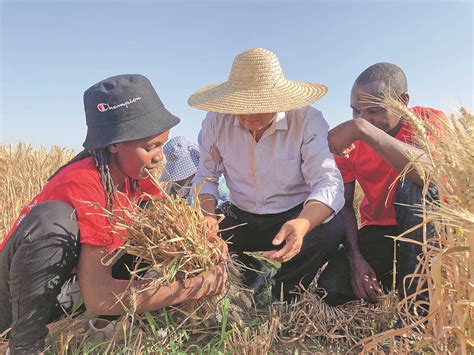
97,97,142,112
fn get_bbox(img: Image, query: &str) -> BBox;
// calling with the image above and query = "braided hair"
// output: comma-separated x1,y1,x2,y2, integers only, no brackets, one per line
49,148,140,209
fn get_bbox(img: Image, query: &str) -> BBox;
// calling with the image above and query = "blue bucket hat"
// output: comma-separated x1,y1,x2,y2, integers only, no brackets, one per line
83,74,180,149
160,136,200,182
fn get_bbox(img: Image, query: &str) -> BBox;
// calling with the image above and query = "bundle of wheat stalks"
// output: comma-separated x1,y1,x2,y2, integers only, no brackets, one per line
354,98,473,353
105,179,254,334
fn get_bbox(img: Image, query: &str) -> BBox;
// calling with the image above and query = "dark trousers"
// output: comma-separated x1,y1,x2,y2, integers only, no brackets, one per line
318,179,437,306
0,201,136,354
0,201,80,354
218,202,345,301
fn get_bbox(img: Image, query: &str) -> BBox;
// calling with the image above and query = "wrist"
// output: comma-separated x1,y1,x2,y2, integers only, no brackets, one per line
346,248,363,262
293,218,311,235
352,118,370,141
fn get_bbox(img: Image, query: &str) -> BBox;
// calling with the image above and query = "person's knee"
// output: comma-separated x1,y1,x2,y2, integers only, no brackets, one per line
317,248,355,305
18,201,80,254
30,200,76,221
395,179,438,206
304,212,345,252
395,180,438,239
395,179,423,206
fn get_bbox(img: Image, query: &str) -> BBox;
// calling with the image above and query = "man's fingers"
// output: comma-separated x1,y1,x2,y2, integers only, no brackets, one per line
365,274,382,294
212,264,226,295
372,279,382,294
263,240,296,262
352,280,368,301
333,148,350,159
343,143,356,154
272,229,288,246
361,276,379,303
218,242,228,261
263,245,289,261
204,216,219,232
365,287,379,303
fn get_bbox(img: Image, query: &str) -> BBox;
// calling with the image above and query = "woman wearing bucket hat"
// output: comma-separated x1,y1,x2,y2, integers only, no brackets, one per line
0,74,227,354
189,48,345,301
160,136,229,205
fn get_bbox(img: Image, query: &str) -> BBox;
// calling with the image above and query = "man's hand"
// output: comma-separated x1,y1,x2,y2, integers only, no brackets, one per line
349,253,382,303
262,218,310,263
328,120,362,158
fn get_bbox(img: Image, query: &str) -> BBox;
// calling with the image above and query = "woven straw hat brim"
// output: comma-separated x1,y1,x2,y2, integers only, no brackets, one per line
188,80,328,114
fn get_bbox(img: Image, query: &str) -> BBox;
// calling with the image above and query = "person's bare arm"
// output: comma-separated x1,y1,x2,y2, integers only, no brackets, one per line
77,244,227,316
341,181,381,303
329,118,427,185
340,182,359,258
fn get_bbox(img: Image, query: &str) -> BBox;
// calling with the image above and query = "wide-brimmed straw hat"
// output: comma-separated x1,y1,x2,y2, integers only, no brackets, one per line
188,48,327,114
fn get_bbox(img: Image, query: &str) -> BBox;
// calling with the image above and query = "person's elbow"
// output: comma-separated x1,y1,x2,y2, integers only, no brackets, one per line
82,297,103,316
79,277,121,316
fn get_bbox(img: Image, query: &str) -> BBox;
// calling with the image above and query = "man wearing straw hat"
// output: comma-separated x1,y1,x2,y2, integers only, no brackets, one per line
188,48,345,301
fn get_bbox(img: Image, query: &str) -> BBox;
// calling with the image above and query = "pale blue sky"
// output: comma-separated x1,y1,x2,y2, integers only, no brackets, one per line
1,0,472,151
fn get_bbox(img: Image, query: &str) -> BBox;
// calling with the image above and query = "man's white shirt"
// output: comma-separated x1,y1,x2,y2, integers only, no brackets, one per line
193,106,345,220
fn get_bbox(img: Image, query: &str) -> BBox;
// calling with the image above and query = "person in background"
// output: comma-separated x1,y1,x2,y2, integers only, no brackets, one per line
160,136,229,205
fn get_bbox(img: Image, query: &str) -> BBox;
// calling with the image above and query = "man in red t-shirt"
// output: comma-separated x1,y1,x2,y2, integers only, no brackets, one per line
319,63,438,306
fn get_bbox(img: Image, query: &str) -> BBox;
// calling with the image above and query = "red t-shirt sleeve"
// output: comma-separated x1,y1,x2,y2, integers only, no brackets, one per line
334,154,356,184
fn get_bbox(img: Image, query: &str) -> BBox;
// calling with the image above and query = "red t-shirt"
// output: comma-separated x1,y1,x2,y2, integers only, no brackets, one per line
1,157,161,252
335,106,442,228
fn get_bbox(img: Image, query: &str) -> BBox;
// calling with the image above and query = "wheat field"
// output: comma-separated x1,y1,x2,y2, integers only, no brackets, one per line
0,104,472,353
